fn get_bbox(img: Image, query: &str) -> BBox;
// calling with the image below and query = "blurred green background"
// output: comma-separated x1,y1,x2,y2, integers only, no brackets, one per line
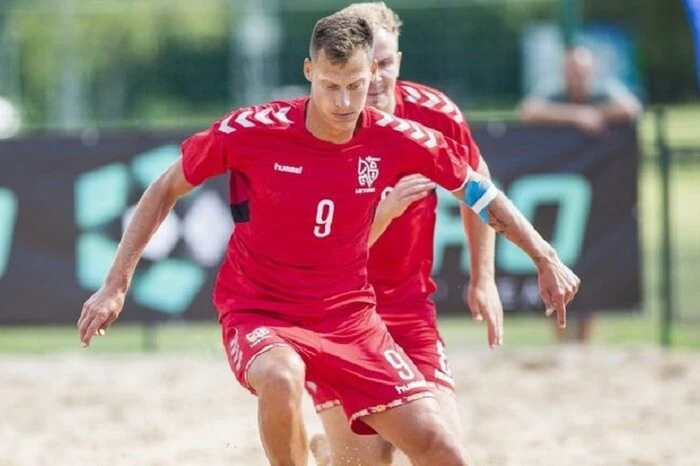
1,0,697,130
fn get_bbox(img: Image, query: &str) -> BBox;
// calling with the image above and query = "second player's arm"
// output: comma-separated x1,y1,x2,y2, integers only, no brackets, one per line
392,119,578,325
461,157,496,284
369,205,395,246
460,157,504,348
369,174,435,247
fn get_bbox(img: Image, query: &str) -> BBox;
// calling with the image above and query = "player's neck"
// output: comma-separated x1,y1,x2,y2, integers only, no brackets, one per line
305,99,357,145
386,96,397,116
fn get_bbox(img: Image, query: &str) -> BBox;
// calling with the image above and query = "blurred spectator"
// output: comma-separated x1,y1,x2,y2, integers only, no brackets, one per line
519,45,642,343
0,96,21,139
519,45,642,136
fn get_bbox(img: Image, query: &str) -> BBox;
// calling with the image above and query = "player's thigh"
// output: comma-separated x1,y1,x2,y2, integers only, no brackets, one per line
221,313,314,395
318,405,393,466
360,395,459,460
317,309,432,435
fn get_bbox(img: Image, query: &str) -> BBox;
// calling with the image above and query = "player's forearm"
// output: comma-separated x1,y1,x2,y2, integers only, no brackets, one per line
369,206,394,247
461,204,496,280
484,194,557,266
104,180,179,293
454,171,556,267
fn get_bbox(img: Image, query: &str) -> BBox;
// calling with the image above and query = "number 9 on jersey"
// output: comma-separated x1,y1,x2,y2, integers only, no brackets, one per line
314,199,335,238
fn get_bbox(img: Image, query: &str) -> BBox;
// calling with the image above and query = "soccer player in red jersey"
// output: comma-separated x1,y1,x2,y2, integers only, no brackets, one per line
307,4,505,465
77,12,579,466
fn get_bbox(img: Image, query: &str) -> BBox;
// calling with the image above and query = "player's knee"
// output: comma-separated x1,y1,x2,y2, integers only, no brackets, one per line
248,348,306,401
413,429,467,466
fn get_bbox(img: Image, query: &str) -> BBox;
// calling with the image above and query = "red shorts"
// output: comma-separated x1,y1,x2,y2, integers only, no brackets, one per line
220,306,434,435
307,300,455,412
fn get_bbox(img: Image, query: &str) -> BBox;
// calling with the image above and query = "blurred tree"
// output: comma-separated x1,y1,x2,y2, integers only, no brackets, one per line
11,0,231,127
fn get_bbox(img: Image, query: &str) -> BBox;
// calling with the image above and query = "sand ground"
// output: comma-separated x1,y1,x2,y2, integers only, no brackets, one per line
1,346,698,466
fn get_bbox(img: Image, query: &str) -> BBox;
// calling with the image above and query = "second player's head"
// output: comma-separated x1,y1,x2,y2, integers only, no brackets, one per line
305,12,376,141
340,2,403,115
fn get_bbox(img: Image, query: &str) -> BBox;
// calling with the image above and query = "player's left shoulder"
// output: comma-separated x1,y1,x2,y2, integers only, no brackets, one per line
397,80,465,125
366,106,439,150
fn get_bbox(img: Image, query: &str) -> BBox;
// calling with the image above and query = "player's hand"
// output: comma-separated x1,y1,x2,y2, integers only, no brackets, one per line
535,254,580,328
77,286,125,347
378,174,435,220
467,278,504,348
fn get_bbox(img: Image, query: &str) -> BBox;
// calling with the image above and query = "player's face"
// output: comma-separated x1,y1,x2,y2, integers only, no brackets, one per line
367,28,402,114
305,49,377,138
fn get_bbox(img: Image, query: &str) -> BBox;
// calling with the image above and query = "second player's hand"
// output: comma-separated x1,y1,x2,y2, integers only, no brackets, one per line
535,254,580,328
378,174,435,220
77,286,125,347
467,278,504,348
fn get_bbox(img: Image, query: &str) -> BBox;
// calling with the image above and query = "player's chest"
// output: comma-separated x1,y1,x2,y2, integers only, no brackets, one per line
242,145,400,204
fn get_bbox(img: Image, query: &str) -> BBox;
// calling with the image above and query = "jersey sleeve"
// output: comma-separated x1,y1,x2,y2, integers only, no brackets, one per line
180,112,242,186
432,99,482,170
401,122,471,192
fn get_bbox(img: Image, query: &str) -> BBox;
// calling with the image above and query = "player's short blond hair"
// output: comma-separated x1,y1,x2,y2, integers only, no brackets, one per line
339,2,403,36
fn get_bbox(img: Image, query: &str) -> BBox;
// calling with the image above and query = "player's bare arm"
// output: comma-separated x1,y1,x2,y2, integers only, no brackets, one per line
77,159,195,346
460,156,503,348
369,174,435,246
454,170,580,328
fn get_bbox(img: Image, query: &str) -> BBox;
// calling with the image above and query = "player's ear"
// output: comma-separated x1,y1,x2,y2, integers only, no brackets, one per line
303,58,313,83
396,51,403,76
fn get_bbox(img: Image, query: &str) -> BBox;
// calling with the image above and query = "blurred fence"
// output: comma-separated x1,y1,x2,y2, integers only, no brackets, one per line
642,109,700,345
1,0,564,132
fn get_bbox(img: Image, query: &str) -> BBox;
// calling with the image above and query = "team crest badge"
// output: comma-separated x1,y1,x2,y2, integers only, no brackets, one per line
356,156,381,193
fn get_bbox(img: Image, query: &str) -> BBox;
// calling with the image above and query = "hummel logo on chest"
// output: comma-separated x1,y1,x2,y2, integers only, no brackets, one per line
274,163,303,175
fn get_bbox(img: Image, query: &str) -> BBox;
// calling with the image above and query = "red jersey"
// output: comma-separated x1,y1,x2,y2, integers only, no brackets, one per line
367,80,482,306
180,97,471,319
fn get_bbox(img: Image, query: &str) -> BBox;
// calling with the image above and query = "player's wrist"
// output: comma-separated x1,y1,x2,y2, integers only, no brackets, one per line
104,273,130,295
469,269,496,284
532,244,559,271
376,200,400,221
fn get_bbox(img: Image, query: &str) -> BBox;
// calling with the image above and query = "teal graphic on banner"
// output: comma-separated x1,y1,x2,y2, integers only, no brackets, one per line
433,174,591,275
0,188,18,280
497,174,591,274
74,145,206,315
